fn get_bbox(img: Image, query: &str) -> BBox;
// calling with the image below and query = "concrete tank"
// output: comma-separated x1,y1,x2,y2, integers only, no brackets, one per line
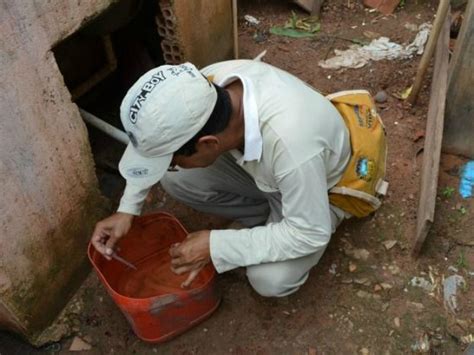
0,0,115,345
0,0,234,345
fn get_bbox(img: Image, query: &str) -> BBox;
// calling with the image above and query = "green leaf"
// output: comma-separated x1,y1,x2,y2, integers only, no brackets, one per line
270,26,317,38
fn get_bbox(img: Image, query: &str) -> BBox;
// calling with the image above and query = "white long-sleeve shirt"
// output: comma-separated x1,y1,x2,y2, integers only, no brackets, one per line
118,60,351,273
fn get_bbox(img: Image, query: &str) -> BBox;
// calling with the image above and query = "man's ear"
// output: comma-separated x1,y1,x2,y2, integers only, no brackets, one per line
196,135,220,150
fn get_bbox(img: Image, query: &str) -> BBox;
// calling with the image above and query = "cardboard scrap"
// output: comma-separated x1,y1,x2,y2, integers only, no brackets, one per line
363,0,401,15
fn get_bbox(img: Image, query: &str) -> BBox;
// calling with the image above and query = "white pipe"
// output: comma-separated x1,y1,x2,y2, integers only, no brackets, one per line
79,108,129,145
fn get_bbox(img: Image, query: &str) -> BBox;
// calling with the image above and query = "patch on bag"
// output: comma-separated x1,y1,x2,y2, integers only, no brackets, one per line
367,107,377,129
356,157,375,181
354,106,366,127
354,105,378,129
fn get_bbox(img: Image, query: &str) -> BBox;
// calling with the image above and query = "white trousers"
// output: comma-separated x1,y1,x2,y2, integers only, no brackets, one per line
161,153,346,297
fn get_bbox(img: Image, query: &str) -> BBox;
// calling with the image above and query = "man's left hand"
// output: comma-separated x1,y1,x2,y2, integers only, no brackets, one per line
169,230,211,288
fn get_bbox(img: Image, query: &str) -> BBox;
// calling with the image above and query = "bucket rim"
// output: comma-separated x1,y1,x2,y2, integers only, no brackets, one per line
87,212,217,301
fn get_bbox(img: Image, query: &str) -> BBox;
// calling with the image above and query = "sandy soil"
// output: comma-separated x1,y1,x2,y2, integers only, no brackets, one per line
1,0,473,354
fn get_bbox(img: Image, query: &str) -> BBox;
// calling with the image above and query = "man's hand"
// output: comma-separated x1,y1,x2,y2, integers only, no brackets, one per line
169,230,211,288
91,212,134,260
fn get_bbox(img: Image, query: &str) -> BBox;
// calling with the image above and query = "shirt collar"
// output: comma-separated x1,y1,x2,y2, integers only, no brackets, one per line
217,74,262,165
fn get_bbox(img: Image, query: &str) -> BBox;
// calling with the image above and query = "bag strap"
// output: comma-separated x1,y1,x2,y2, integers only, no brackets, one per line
329,186,382,209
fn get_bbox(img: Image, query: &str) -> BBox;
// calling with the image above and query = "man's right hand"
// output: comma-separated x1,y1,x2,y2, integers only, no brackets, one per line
91,212,134,260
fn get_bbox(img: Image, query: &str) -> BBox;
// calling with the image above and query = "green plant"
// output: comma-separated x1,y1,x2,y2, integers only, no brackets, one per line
442,186,455,198
456,250,469,269
458,205,467,215
378,232,385,241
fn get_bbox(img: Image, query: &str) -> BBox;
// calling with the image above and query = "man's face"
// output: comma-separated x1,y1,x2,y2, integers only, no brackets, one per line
172,136,221,169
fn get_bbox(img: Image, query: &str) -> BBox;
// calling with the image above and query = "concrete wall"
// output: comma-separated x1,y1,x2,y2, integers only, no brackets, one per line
0,0,234,345
0,0,112,344
443,0,474,158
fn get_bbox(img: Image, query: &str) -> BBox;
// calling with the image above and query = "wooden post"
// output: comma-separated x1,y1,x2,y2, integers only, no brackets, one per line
407,0,450,105
412,12,450,256
443,0,474,158
232,0,239,59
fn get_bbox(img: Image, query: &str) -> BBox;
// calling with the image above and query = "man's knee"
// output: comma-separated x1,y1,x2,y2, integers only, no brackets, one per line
161,171,211,203
246,264,306,298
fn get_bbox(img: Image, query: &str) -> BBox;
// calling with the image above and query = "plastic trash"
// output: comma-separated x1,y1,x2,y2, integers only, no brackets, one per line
244,15,260,26
410,276,435,292
459,161,474,198
319,23,431,69
443,274,466,313
411,333,430,353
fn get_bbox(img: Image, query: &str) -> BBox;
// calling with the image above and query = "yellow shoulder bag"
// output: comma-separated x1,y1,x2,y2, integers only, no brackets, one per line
326,90,388,218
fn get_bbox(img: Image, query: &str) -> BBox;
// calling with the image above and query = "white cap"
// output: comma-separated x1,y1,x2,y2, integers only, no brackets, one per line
118,63,217,188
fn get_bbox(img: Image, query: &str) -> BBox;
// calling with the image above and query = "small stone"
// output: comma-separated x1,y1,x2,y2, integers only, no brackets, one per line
375,90,388,103
153,348,158,353
69,336,92,351
341,278,353,284
404,22,418,31
282,310,290,316
380,283,393,290
349,262,357,272
410,302,424,312
345,248,370,261
354,278,371,287
394,317,401,328
388,265,400,275
382,303,390,312
374,284,382,292
360,348,370,355
382,240,397,250
356,290,373,299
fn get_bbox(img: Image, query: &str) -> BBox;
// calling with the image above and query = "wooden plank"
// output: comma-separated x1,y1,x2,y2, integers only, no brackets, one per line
232,0,239,59
293,0,324,17
407,0,450,105
412,13,451,256
443,0,474,158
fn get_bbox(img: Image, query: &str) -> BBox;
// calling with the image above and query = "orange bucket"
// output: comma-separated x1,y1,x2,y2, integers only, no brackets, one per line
88,212,221,343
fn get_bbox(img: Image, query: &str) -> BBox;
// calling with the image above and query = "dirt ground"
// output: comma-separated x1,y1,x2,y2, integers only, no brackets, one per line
1,0,473,354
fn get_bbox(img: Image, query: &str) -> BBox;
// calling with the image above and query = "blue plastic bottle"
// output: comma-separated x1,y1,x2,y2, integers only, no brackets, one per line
459,161,474,199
